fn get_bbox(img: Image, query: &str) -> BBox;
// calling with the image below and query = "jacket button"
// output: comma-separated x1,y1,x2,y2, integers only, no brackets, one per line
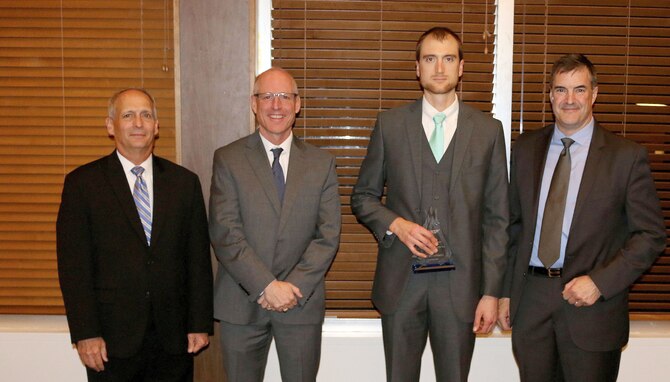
145,291,150,298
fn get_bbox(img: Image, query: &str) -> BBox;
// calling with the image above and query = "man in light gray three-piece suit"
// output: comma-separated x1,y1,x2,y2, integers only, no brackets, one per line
351,27,509,381
209,67,341,382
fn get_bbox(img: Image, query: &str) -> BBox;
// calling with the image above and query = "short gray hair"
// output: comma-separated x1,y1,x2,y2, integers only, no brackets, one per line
107,88,158,119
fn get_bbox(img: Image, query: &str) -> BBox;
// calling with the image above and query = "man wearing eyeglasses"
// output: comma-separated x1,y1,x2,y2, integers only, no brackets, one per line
209,67,341,381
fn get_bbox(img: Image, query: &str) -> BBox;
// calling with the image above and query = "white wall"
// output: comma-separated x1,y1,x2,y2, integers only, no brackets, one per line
1,315,669,381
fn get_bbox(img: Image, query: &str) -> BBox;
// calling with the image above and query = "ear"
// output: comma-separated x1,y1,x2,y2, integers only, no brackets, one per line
591,86,598,105
251,95,258,115
416,61,420,78
105,117,115,136
458,59,464,77
294,95,301,114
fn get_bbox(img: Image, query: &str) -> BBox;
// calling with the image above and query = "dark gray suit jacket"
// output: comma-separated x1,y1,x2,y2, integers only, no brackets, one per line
504,122,666,351
351,99,509,322
57,151,213,357
209,131,341,325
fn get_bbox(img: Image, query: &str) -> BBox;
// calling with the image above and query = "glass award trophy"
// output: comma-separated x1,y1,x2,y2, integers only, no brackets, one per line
411,207,456,273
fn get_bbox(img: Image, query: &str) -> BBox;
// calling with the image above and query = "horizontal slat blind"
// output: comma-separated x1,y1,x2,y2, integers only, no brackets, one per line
513,0,670,314
271,0,497,316
0,0,176,314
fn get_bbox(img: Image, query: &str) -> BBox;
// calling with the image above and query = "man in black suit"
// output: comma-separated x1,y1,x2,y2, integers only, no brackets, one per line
57,88,213,381
498,54,666,381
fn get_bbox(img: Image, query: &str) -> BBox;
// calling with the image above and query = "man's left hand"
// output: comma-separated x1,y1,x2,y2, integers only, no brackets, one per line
473,295,498,334
562,275,601,307
187,333,209,354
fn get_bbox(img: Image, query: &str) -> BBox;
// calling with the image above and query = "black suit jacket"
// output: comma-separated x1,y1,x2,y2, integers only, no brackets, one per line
504,122,666,351
57,151,213,357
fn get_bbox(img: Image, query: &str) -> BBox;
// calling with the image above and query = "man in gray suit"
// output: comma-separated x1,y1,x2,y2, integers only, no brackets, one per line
498,54,665,381
209,67,341,382
351,27,509,381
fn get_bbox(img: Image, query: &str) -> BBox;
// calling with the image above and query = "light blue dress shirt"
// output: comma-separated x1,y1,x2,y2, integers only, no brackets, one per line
529,119,594,268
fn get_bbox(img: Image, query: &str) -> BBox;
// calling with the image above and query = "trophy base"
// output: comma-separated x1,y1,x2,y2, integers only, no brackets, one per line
411,262,456,274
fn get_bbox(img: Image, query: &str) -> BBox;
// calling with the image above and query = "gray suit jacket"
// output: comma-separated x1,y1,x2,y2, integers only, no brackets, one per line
504,122,666,351
351,99,509,321
209,131,341,325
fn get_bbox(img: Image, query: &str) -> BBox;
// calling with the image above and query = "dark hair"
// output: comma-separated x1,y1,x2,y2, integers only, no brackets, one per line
415,27,463,62
550,54,597,88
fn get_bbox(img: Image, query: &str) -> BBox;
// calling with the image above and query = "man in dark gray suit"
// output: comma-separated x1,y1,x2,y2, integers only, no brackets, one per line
209,67,341,382
351,27,509,381
498,54,665,381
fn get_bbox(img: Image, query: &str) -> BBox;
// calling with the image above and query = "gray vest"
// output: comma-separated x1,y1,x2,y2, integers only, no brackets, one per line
419,133,456,228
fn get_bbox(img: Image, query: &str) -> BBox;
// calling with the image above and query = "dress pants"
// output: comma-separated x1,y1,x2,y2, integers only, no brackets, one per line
512,273,621,382
219,318,322,382
86,324,193,382
381,271,474,382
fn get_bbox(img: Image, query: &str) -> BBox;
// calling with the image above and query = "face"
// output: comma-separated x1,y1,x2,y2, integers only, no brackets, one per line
251,69,301,145
106,90,159,163
550,67,598,135
416,35,464,100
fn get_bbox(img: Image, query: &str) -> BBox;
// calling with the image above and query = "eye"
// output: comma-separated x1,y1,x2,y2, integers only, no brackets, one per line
259,93,274,102
575,88,586,94
121,113,133,119
424,56,435,63
445,56,455,63
553,88,566,94
141,111,154,120
278,93,291,101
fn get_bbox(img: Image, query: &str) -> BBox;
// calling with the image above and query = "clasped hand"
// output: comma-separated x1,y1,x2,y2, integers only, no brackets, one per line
257,280,303,312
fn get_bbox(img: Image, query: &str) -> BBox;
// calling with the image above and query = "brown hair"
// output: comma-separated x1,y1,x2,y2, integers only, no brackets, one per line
415,26,463,62
550,54,598,88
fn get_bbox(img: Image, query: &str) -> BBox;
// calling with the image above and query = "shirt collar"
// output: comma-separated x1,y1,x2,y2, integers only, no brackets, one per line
259,131,293,156
117,151,153,177
553,117,594,147
422,95,459,121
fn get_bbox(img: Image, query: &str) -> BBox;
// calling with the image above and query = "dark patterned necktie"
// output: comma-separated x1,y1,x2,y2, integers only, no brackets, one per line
271,148,285,202
538,137,575,268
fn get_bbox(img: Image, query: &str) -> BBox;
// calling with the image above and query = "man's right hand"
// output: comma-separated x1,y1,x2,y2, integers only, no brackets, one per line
76,337,108,372
497,297,512,331
389,217,438,258
260,280,303,312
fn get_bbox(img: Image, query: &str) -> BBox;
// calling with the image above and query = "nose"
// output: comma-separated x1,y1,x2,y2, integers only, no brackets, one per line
566,91,575,104
271,95,282,108
436,59,444,73
133,114,143,126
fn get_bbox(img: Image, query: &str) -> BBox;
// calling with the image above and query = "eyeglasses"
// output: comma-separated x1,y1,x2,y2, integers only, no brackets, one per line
253,92,298,102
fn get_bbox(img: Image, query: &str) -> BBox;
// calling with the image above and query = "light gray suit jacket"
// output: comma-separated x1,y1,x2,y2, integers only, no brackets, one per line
209,131,341,325
351,99,509,322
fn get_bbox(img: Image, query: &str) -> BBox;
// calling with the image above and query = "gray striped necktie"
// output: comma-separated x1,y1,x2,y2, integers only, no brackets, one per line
131,166,152,245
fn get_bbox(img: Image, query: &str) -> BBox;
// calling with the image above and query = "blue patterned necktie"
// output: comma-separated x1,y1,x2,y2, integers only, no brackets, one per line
429,112,447,161
131,166,152,245
271,148,285,202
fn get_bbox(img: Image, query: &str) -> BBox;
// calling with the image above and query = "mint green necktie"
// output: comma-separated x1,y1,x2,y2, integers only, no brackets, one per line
429,112,447,161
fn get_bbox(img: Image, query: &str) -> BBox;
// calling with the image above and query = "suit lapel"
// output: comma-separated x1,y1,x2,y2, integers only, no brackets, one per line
449,102,474,192
404,99,424,194
531,126,553,218
246,131,282,216
570,122,605,232
150,156,168,247
278,137,307,234
104,151,147,245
